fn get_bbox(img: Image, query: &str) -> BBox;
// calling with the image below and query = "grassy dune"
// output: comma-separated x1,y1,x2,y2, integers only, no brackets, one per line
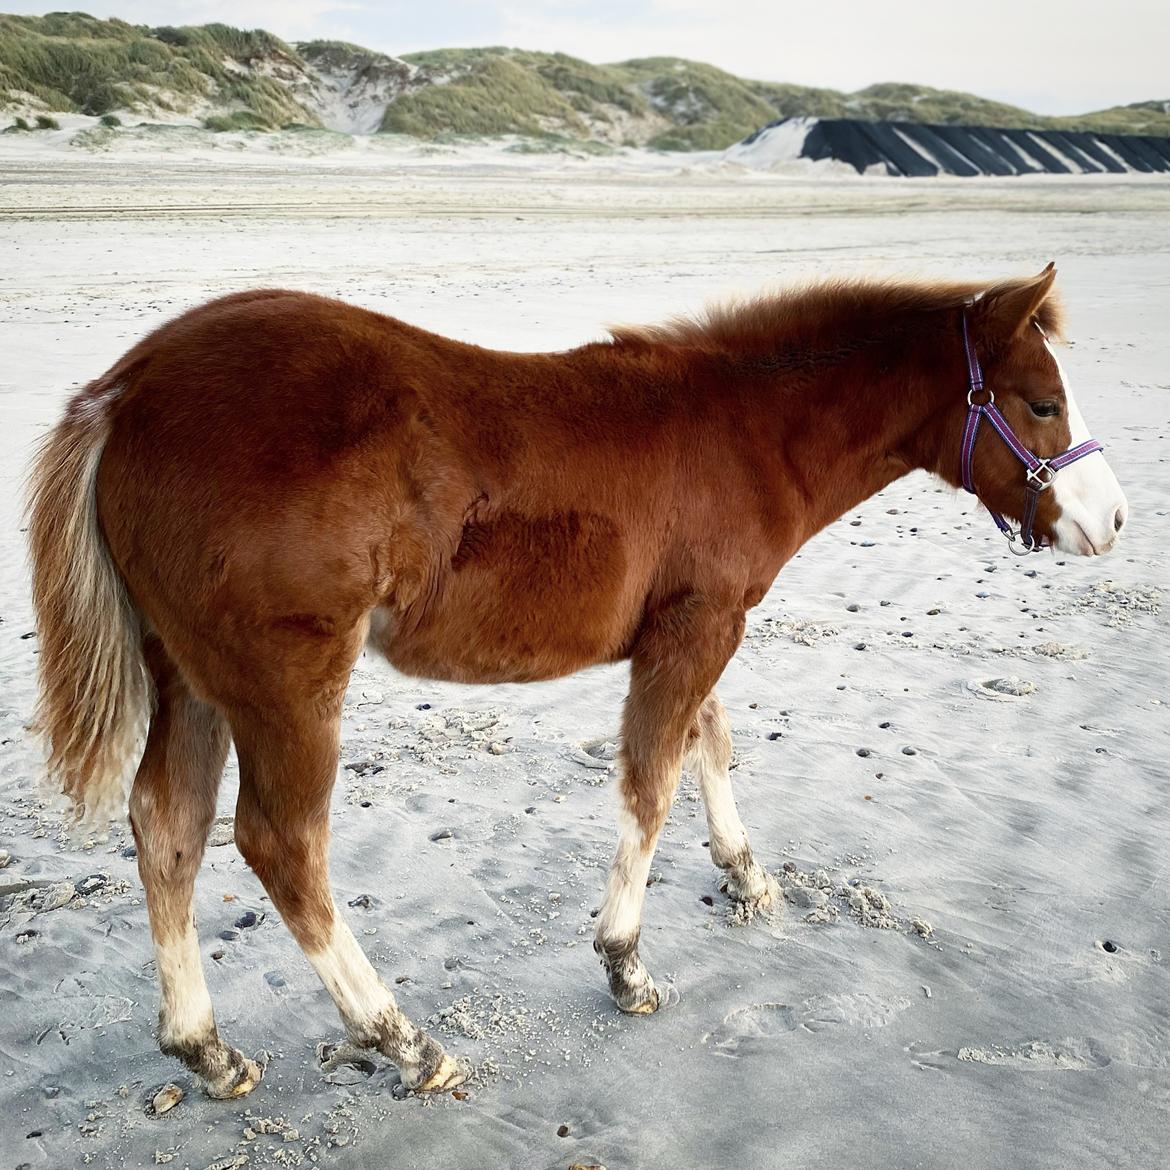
1,15,1167,143
0,11,315,126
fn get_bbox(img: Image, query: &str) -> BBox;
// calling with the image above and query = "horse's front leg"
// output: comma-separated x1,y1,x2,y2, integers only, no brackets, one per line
594,597,744,1013
685,691,777,910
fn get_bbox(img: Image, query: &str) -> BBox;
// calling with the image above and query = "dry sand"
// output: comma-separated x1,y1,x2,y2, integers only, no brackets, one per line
1,145,1168,1170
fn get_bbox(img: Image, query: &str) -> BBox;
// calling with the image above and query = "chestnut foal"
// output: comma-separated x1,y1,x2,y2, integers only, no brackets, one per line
27,267,1126,1097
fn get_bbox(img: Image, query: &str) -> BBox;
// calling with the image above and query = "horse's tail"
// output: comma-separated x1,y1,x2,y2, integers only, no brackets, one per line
26,378,151,823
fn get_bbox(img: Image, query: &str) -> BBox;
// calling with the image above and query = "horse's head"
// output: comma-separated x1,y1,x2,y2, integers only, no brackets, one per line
947,264,1127,556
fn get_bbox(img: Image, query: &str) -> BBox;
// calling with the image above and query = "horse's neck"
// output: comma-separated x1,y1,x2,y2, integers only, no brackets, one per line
733,333,952,553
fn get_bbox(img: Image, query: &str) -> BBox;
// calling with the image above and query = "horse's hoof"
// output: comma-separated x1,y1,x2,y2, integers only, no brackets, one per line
414,1052,472,1094
207,1055,263,1100
617,984,660,1015
720,867,780,915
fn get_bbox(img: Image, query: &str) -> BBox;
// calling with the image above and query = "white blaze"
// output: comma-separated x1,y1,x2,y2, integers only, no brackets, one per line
1043,340,1128,556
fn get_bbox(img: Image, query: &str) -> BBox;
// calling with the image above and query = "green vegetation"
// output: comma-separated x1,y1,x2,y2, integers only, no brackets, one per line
0,12,316,126
99,112,121,127
1,15,1167,145
382,53,587,138
35,113,59,129
203,110,270,132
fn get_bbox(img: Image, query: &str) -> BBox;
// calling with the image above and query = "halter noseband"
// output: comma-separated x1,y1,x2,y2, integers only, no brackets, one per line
959,309,1103,555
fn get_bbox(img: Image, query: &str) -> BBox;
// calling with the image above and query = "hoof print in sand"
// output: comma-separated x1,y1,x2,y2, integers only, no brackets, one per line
707,993,910,1054
911,1037,1109,1072
318,1040,378,1085
966,676,1037,702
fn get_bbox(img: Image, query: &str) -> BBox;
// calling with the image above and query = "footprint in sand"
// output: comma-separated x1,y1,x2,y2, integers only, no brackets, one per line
317,1040,378,1084
706,993,911,1053
909,1037,1109,1072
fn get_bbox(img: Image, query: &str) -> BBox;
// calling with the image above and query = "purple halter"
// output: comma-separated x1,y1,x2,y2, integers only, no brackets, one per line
959,309,1103,555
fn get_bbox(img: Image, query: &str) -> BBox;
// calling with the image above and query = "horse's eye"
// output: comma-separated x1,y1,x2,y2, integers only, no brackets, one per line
1029,400,1061,418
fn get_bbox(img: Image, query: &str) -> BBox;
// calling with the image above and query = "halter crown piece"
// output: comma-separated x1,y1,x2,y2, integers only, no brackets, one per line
958,308,1104,555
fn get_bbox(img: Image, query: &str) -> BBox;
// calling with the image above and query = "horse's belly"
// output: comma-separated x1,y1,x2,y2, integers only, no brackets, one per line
368,508,641,684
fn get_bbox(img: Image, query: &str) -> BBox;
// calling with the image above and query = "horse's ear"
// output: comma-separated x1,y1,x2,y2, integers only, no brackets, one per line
979,263,1058,342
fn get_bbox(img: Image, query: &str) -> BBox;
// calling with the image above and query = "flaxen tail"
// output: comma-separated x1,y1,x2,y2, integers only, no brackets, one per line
27,383,151,823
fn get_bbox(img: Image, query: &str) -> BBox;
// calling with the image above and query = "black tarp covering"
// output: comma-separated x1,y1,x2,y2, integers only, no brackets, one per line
770,116,1170,176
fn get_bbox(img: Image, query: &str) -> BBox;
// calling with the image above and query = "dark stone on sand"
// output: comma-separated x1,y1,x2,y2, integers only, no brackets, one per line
217,928,240,941
430,828,454,841
234,910,263,929
348,893,377,910
74,873,108,895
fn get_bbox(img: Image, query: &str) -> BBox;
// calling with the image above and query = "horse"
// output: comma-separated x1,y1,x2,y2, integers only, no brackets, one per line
26,264,1127,1098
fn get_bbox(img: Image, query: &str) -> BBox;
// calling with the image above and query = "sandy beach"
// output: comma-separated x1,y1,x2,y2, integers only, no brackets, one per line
1,145,1168,1170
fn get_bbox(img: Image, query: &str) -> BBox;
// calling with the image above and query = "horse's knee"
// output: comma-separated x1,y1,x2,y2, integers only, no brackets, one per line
234,801,334,948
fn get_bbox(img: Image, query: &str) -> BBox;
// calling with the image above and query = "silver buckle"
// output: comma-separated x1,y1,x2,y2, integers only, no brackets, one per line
967,385,995,406
1026,461,1055,489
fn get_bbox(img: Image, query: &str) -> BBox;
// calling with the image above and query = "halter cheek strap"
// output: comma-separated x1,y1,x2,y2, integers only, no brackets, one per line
959,310,1104,555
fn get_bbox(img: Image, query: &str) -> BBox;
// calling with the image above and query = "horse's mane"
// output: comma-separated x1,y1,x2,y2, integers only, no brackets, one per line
608,275,1065,354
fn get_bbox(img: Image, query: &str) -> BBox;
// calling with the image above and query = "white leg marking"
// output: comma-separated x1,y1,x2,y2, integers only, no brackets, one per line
155,929,215,1047
1044,340,1128,555
684,704,751,866
596,807,654,943
307,919,398,1030
686,698,775,908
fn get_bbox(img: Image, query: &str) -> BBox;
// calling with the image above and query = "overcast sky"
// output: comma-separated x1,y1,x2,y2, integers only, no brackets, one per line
13,1,1168,114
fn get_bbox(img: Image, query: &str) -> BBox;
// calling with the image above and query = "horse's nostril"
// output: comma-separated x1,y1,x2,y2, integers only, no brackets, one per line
1113,507,1125,533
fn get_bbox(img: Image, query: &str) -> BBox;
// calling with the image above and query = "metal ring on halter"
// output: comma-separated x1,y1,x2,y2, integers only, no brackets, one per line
1007,536,1036,557
1025,462,1056,489
966,386,994,406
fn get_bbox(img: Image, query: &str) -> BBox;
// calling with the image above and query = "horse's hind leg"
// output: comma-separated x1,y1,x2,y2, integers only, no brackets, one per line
229,701,467,1093
129,639,261,1098
684,692,775,908
595,602,744,1013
